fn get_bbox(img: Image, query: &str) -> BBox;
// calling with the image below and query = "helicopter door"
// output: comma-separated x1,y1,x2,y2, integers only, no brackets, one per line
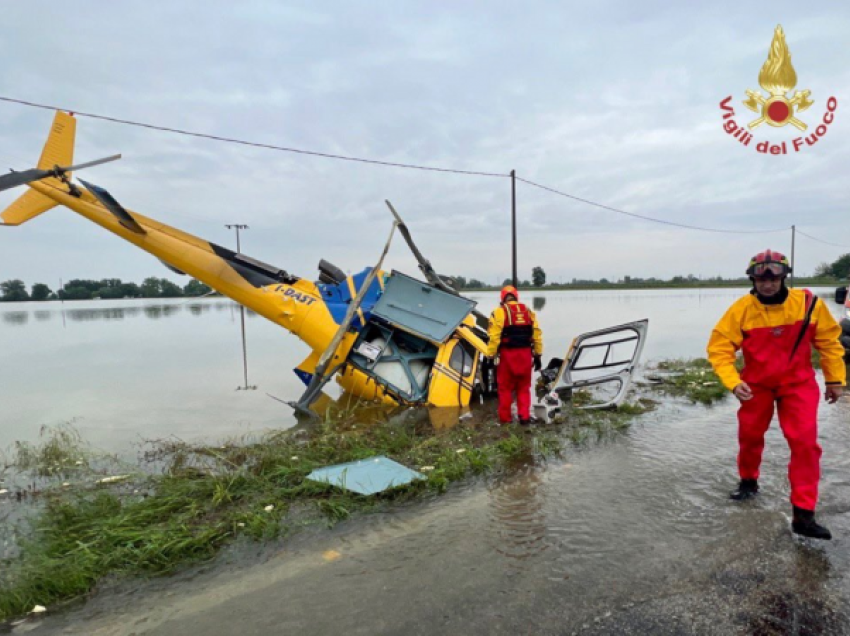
371,271,477,344
428,338,478,407
541,319,648,411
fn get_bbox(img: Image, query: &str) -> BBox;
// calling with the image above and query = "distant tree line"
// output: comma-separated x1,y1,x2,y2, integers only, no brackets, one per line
0,277,213,302
4,252,847,302
449,266,547,290
814,253,850,281
448,254,850,291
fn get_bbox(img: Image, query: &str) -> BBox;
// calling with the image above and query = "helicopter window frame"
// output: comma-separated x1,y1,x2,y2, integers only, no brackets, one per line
448,339,475,377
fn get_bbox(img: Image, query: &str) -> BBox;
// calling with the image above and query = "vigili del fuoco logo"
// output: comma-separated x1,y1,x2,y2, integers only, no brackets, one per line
719,25,837,154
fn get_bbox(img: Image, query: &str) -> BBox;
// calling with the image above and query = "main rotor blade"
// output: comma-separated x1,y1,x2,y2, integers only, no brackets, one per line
384,199,457,295
0,168,51,192
385,199,490,329
385,200,429,266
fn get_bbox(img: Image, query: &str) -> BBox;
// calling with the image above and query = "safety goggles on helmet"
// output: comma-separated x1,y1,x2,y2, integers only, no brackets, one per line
750,262,787,277
746,250,791,278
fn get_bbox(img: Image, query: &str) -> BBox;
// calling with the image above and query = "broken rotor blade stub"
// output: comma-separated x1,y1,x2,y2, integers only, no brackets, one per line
385,200,427,263
384,200,458,295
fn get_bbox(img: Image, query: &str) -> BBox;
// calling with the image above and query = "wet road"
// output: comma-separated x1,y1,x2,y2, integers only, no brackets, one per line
19,389,850,635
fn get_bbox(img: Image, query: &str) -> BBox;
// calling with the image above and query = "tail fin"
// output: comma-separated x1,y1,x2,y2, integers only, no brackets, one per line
0,111,76,226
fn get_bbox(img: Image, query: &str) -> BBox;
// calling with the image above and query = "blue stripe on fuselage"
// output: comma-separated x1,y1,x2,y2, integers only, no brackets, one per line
293,368,314,387
316,268,385,328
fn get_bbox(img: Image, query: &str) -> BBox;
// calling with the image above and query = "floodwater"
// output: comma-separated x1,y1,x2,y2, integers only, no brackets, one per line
3,288,850,635
2,287,843,451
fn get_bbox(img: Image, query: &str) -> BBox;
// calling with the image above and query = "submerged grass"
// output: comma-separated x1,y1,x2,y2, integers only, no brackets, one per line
553,398,657,445
647,351,827,404
6,423,91,478
0,397,655,623
648,358,729,405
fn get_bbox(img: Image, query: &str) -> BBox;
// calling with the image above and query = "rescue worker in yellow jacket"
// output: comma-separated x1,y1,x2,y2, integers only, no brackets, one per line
487,285,544,425
707,250,846,540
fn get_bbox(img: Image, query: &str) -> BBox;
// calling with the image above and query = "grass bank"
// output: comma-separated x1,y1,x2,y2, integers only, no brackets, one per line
0,360,717,623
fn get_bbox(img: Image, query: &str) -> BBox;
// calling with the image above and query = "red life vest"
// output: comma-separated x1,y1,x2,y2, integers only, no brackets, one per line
500,302,533,349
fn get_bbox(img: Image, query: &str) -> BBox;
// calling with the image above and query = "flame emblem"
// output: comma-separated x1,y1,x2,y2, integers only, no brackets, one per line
743,25,813,130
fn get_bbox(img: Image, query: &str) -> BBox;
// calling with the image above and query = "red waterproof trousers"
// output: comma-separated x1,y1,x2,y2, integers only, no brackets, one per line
497,347,532,423
738,379,821,510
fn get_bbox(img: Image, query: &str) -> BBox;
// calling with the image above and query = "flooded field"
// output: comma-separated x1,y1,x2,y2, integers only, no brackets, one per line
2,288,849,634
3,287,842,451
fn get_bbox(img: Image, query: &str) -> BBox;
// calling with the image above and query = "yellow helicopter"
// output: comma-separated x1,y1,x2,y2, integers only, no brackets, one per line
1,111,648,416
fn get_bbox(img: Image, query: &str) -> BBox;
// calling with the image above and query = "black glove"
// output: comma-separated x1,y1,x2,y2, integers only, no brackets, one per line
533,354,542,372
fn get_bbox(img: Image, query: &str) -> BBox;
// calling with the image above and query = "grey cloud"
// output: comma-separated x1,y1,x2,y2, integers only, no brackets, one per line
1,1,848,288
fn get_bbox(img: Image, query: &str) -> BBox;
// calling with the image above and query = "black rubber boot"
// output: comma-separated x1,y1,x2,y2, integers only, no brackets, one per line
792,506,832,540
729,478,759,501
518,418,531,426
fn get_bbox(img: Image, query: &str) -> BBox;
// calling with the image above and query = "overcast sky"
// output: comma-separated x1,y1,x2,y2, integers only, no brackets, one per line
1,1,848,287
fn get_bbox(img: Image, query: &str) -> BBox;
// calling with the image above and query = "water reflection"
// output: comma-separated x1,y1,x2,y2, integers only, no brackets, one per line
487,462,548,566
0,302,250,327
67,307,135,322
426,406,471,431
532,296,546,312
188,303,212,316
1,311,28,325
0,301,243,327
147,305,184,319
303,391,401,428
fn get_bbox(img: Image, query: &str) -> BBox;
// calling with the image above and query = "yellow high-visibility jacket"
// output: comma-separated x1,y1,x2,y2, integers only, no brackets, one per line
486,301,544,358
707,289,846,391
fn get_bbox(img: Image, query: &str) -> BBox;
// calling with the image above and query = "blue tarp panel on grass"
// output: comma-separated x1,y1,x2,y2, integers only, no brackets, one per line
305,456,425,495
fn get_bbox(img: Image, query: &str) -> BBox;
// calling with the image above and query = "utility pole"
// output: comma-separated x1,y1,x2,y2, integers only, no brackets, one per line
511,170,517,288
225,224,249,253
59,277,66,328
790,225,796,288
225,224,253,390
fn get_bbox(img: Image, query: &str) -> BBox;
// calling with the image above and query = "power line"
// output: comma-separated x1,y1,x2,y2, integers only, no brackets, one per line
797,229,850,250
515,176,790,235
0,95,829,239
0,95,508,178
